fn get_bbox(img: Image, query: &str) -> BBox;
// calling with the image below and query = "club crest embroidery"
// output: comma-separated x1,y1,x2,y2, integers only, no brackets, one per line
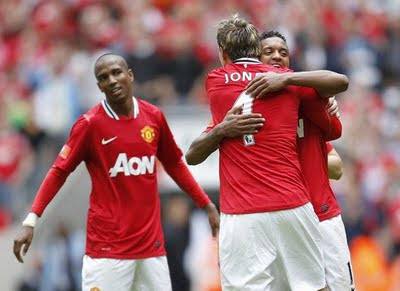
141,126,155,143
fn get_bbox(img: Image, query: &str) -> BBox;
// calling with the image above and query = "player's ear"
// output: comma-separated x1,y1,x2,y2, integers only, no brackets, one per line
218,47,229,65
223,51,228,62
220,48,229,63
128,69,134,82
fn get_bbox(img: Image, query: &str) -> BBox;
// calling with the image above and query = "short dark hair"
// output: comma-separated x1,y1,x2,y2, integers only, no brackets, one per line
94,53,129,74
260,31,287,43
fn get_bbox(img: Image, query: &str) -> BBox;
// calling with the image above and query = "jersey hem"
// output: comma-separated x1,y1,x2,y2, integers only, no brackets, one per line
220,199,309,214
317,209,341,222
85,250,167,260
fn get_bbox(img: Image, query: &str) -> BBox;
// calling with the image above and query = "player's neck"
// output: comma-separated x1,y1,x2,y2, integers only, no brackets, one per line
107,97,134,117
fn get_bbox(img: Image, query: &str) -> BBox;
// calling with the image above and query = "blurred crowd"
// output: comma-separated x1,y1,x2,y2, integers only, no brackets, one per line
1,0,400,290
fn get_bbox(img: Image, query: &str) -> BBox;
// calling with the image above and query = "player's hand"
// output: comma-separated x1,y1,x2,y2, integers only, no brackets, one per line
246,72,289,98
326,96,340,118
204,202,220,238
218,106,265,138
13,226,34,263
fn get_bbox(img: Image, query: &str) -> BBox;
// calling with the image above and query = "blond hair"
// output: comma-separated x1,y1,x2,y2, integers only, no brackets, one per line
217,14,261,61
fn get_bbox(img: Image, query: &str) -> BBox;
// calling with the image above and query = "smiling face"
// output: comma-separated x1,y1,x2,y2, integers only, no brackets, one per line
95,55,134,105
260,36,290,68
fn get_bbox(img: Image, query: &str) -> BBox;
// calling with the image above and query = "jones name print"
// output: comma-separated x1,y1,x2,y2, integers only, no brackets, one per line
224,71,264,84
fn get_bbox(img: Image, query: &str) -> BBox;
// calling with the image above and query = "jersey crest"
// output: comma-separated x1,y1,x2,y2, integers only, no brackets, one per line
141,126,155,143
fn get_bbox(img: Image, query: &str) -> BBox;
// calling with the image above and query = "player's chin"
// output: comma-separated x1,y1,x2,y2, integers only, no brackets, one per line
108,91,126,103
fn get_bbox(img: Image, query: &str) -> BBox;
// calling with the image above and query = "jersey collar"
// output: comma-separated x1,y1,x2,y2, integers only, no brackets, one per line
101,96,140,120
233,58,262,64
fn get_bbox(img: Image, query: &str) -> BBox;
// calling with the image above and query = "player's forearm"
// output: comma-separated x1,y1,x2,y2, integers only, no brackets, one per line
185,128,224,165
31,167,68,216
286,71,349,97
328,155,343,180
325,116,342,141
164,159,210,207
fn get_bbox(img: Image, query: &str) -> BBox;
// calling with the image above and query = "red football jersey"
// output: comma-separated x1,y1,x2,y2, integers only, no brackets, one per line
326,141,334,153
297,107,342,221
207,58,321,214
46,98,183,259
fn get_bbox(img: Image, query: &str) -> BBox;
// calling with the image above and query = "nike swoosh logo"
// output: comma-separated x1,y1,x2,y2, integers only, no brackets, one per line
101,136,117,145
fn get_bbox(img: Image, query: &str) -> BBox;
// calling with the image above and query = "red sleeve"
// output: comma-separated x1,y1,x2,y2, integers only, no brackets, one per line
30,116,90,216
300,99,342,141
300,98,331,134
205,70,217,94
31,167,68,216
162,159,211,208
326,142,334,153
156,111,183,165
54,115,90,173
326,116,342,141
296,86,321,101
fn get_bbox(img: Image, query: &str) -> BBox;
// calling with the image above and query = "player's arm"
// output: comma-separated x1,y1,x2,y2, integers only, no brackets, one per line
301,97,342,141
13,117,90,263
328,115,342,141
324,97,342,140
157,112,220,237
185,106,265,165
246,70,349,98
327,143,343,180
13,167,69,263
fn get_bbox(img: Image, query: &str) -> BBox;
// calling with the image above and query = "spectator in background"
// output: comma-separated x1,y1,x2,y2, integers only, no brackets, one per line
31,40,81,144
163,194,191,291
39,223,84,291
17,252,43,291
0,102,33,227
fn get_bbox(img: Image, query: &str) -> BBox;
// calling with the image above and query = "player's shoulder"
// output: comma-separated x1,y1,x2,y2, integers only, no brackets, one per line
207,67,225,79
137,98,161,113
255,64,293,73
79,102,104,124
136,98,164,120
68,103,102,133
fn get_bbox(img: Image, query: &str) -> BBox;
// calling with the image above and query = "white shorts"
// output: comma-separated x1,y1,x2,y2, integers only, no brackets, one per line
320,215,355,291
219,202,325,291
82,255,172,291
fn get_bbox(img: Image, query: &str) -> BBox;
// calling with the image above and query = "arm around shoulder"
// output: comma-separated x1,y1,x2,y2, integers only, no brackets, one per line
185,130,223,165
286,70,349,98
186,107,265,165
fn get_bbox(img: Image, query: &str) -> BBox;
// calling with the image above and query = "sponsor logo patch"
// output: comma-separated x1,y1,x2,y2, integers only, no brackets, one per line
141,126,155,143
109,154,155,177
59,145,71,159
90,288,101,291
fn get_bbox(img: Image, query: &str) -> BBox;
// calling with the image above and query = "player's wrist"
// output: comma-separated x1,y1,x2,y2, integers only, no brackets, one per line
282,72,292,86
22,212,39,228
204,201,216,212
213,123,228,139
